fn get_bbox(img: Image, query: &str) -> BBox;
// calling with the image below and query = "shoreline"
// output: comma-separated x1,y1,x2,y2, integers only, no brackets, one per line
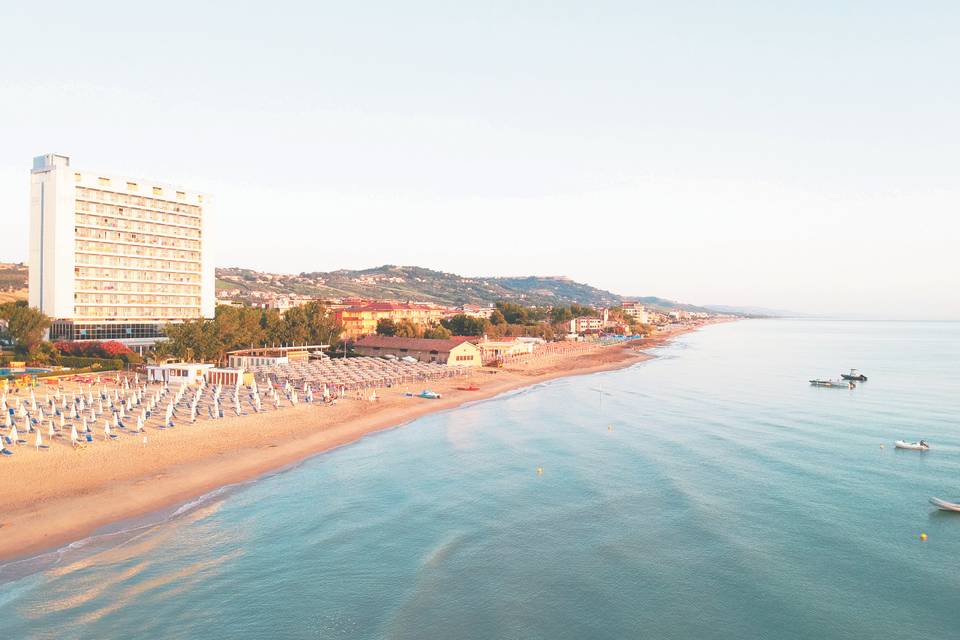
0,323,720,566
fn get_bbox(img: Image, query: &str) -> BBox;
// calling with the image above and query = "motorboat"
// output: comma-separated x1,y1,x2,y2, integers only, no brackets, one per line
416,390,441,399
929,497,960,512
841,369,868,382
809,379,855,389
894,440,929,451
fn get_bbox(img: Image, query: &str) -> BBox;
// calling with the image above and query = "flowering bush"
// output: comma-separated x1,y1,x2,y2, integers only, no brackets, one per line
53,340,141,364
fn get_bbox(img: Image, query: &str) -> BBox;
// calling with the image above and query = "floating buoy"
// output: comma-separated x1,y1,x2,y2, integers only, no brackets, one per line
880,444,884,449
536,466,544,475
607,425,613,432
920,533,928,541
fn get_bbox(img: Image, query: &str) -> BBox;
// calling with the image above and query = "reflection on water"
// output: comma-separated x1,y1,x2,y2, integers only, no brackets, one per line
1,320,959,640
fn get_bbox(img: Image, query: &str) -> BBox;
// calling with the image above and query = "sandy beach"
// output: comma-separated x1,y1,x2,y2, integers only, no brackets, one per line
0,324,711,564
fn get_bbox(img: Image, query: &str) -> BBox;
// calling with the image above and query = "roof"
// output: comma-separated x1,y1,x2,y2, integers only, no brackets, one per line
345,302,447,312
353,335,478,352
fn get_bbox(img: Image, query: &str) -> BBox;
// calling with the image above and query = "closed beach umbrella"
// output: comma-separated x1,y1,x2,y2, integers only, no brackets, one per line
104,420,111,439
35,430,42,450
71,424,79,444
48,420,56,439
9,425,17,445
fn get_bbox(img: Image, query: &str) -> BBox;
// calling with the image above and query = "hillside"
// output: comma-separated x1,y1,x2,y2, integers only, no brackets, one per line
217,265,625,307
0,263,28,303
0,259,727,312
623,295,721,315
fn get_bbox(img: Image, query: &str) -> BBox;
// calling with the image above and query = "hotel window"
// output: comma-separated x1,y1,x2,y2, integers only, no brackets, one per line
74,172,82,182
153,186,163,196
127,182,138,192
98,177,111,186
176,191,185,201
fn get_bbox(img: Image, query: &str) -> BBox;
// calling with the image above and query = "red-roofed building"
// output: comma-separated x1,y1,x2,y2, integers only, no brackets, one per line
336,302,453,339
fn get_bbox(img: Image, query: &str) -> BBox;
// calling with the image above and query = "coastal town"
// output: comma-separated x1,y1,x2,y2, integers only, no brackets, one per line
0,153,729,562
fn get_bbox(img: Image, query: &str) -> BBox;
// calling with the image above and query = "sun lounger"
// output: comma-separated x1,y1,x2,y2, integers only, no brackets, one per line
1,447,12,456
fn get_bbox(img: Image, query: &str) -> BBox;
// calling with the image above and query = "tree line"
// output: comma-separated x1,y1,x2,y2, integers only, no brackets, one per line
155,302,342,364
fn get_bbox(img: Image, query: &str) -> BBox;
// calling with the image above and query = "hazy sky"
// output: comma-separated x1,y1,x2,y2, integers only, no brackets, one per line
1,2,957,319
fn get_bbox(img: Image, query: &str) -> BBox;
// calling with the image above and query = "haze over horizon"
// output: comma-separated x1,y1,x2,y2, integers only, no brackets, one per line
1,2,957,320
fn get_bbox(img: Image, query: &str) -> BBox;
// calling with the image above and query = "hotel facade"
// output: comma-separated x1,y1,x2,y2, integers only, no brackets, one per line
29,154,214,351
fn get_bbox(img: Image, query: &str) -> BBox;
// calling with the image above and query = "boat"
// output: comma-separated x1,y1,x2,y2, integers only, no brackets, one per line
809,379,855,389
416,390,441,399
841,369,868,381
455,385,480,391
895,440,929,451
929,497,960,512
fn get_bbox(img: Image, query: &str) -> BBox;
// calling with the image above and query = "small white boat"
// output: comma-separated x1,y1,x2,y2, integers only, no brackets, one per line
809,379,855,389
929,497,960,512
894,440,929,451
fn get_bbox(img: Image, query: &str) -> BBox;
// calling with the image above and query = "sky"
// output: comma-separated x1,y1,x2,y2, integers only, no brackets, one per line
1,1,957,319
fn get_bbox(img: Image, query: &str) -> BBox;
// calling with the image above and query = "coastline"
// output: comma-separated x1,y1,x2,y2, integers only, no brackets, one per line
0,323,718,565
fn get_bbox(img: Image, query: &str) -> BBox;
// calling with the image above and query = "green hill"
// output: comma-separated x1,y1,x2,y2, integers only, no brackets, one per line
217,265,625,307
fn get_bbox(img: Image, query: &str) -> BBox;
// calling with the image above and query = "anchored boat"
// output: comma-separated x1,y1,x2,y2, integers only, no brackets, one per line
895,440,929,451
841,369,868,382
809,379,856,389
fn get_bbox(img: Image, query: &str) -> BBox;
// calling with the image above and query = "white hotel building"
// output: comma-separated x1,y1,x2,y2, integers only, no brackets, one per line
29,154,214,351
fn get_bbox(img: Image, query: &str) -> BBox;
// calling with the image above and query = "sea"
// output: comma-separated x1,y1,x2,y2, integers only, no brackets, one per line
1,319,959,640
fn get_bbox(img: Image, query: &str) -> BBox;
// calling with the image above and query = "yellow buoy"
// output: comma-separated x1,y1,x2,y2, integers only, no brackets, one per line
920,533,928,541
536,466,544,475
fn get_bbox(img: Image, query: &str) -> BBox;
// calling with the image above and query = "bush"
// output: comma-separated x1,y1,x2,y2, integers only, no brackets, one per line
53,340,141,364
59,355,124,371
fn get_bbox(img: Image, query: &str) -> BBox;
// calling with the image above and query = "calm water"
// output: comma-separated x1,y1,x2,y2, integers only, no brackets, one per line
2,320,959,639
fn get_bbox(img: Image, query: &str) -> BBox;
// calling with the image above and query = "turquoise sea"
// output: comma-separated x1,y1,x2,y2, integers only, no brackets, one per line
2,320,959,639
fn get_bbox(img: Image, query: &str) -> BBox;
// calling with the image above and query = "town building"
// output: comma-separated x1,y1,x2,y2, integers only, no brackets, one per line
621,301,649,324
458,304,496,319
336,302,452,339
569,316,604,334
29,154,214,352
352,335,482,366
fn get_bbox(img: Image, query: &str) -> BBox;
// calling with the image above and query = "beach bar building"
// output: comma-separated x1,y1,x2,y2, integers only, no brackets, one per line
146,363,214,385
226,345,328,369
205,367,249,387
352,336,482,366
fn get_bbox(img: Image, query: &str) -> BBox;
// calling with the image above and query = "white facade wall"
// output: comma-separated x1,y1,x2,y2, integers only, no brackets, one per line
29,155,76,317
